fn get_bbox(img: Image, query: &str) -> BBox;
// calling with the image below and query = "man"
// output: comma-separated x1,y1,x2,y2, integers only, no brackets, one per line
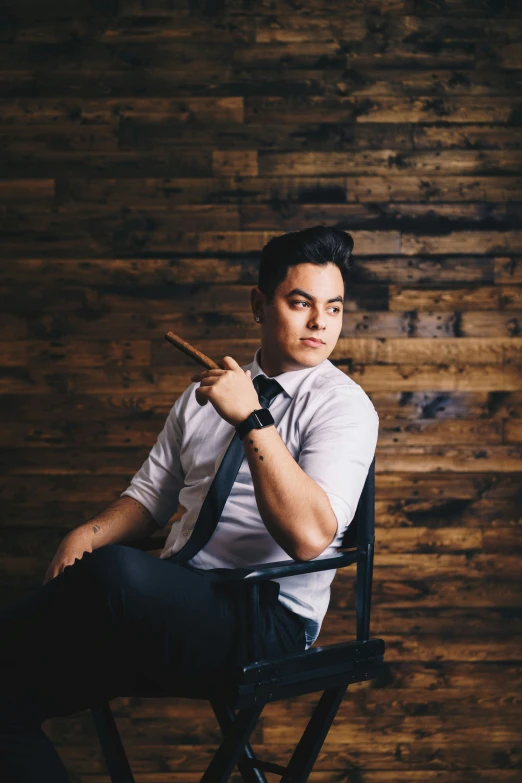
0,225,378,781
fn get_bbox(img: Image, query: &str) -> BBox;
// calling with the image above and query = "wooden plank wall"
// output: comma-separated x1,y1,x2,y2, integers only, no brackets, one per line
1,0,521,780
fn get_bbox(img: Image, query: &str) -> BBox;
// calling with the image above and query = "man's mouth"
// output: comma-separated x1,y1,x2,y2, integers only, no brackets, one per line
301,337,325,345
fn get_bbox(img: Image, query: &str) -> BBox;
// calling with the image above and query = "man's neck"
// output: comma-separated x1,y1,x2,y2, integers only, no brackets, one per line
258,349,276,377
258,349,307,378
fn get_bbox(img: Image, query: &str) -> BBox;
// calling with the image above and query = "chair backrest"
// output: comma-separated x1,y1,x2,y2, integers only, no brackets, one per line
341,456,375,550
336,456,376,641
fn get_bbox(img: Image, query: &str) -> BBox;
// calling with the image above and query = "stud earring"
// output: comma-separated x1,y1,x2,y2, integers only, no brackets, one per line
255,316,260,322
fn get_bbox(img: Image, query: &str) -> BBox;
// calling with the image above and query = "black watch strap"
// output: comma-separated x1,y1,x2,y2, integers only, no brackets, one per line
236,408,275,440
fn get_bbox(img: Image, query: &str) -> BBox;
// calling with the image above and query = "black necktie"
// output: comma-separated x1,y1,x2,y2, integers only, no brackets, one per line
168,374,284,563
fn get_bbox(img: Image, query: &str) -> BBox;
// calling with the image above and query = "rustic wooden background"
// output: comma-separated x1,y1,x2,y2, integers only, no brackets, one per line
1,0,521,781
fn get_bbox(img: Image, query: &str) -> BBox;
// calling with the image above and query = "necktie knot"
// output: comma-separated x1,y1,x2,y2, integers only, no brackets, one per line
253,375,284,409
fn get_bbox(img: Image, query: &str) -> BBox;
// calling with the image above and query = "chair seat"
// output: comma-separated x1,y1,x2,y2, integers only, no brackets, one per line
128,638,385,710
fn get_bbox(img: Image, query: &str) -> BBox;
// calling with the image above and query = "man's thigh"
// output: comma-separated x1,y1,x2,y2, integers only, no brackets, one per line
0,545,244,726
76,545,244,682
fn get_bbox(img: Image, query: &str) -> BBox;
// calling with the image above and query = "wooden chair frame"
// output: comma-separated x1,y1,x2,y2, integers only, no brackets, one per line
91,457,385,783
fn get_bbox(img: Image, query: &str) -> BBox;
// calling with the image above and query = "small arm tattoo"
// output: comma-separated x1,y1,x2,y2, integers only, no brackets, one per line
248,438,264,460
92,524,101,535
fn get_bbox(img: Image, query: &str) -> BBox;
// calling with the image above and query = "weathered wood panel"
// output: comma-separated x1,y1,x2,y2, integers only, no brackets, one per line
0,1,521,781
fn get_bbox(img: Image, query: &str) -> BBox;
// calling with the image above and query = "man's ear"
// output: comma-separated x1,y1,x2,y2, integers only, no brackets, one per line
251,285,265,321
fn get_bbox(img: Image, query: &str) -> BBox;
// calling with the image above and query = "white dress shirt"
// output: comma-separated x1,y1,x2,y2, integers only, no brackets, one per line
120,347,379,649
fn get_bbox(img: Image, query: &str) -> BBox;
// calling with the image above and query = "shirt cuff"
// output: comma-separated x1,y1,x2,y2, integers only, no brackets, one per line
324,490,353,542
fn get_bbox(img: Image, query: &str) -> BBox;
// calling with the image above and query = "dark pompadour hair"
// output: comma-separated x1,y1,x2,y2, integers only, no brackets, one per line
258,225,354,304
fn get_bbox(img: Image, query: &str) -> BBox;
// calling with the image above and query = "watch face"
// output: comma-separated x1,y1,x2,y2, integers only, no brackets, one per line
254,408,274,427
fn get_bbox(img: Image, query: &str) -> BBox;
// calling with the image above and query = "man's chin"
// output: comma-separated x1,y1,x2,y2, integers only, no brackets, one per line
261,341,330,374
291,343,329,366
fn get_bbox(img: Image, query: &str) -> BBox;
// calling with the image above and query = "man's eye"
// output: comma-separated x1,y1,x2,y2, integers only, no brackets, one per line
293,301,340,313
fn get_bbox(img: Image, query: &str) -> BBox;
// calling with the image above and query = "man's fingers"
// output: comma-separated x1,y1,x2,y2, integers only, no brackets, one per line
191,369,225,382
222,355,240,369
197,375,220,387
192,358,241,383
43,559,69,584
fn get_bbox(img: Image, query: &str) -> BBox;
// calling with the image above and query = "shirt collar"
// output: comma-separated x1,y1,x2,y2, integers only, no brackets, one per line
248,347,325,400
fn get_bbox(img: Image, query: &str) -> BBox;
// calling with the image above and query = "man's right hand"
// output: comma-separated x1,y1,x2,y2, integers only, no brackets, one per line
43,528,94,586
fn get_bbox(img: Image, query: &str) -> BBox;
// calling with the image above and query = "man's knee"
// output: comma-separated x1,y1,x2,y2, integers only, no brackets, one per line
76,544,137,590
74,545,153,623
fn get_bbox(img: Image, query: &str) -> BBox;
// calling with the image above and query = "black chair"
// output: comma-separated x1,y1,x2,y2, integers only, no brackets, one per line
91,457,384,783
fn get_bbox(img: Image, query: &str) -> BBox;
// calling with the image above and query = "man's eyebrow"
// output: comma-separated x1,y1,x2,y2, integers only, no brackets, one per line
285,287,344,304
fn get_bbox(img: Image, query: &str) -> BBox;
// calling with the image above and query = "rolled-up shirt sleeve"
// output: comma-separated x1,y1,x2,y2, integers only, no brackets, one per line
120,395,185,529
297,386,379,541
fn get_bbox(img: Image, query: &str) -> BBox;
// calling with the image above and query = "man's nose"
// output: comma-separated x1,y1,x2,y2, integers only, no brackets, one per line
309,315,326,330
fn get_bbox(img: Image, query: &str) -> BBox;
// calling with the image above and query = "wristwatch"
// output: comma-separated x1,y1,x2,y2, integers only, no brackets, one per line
236,408,275,440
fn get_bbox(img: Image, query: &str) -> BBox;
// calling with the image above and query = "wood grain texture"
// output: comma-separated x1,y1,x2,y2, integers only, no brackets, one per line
0,1,521,781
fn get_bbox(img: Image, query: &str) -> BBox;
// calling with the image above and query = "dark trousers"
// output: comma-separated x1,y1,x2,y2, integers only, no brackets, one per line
0,544,306,782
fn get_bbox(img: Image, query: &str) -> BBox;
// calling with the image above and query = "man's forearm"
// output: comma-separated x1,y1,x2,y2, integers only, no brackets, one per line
243,426,338,562
73,496,159,550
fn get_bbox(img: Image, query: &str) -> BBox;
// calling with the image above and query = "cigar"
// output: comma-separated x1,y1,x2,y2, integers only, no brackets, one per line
164,331,220,370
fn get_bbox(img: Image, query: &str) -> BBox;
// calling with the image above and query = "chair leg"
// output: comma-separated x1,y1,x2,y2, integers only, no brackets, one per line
200,704,264,783
211,698,269,783
91,703,135,783
280,685,348,783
